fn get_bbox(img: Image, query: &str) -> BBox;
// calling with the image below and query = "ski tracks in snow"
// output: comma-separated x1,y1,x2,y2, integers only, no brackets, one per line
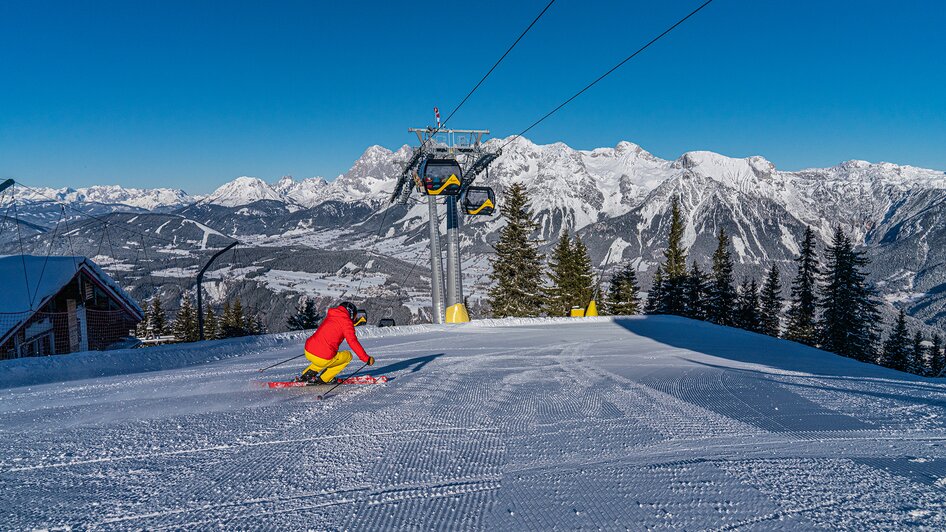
3,317,946,529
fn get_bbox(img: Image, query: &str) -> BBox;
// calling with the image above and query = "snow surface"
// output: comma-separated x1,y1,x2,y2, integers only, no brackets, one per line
2,316,946,529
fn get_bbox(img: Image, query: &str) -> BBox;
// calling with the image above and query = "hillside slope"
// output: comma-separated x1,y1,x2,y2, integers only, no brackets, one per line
2,316,945,529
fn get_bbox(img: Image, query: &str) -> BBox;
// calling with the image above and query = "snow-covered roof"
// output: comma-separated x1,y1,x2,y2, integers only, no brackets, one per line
0,255,144,341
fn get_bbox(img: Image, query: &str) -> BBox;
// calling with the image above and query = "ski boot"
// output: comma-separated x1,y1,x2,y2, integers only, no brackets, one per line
297,369,324,383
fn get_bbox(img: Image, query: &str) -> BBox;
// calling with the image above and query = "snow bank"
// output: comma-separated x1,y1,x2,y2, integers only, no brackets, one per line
0,324,433,389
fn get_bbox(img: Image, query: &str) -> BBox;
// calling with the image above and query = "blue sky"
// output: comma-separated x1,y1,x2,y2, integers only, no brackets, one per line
1,0,944,194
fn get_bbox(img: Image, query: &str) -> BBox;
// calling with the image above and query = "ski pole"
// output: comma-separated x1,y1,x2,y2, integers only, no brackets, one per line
258,353,306,373
317,362,368,400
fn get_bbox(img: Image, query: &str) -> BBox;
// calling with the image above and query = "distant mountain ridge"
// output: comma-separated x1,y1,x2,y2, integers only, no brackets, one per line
9,137,946,331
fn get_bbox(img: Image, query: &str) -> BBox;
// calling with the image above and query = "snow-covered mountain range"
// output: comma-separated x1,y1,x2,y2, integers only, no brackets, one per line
6,137,946,331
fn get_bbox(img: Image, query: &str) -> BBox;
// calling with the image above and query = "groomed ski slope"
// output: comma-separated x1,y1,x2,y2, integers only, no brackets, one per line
2,316,946,530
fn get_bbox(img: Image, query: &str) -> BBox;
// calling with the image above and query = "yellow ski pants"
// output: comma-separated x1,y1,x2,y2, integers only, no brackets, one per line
303,350,352,383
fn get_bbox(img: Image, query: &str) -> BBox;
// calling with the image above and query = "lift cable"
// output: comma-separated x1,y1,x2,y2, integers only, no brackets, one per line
501,0,715,152
350,1,555,301
440,0,555,129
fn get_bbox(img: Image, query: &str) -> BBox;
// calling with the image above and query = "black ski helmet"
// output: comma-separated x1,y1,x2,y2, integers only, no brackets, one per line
339,301,357,321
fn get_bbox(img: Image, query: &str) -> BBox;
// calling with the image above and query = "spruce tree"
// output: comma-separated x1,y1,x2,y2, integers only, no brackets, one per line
287,298,321,330
929,334,945,377
760,264,782,337
204,306,219,340
220,299,248,338
818,226,881,362
784,227,820,346
683,262,709,320
545,231,574,316
882,309,911,372
221,302,232,337
911,331,927,376
737,278,763,333
659,196,689,316
137,304,151,338
172,298,198,343
644,265,665,314
572,237,596,310
706,229,737,326
606,264,641,315
487,184,544,318
149,298,167,336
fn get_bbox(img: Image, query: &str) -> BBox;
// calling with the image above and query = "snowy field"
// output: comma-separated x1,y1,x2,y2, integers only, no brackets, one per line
2,316,946,529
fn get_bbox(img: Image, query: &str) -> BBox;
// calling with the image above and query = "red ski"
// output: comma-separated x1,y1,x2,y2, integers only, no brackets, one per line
267,375,388,389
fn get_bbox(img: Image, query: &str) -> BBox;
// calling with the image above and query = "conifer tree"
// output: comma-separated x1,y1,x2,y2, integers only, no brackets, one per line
487,184,544,318
172,298,198,343
544,231,574,316
220,298,248,338
606,264,641,315
149,298,167,336
911,331,927,376
929,334,945,377
246,314,266,336
644,265,665,314
737,278,763,332
818,226,881,362
882,309,911,372
659,196,689,315
136,304,151,338
683,262,709,320
785,227,820,346
706,229,737,326
572,237,596,310
287,298,321,330
760,264,782,337
204,306,219,340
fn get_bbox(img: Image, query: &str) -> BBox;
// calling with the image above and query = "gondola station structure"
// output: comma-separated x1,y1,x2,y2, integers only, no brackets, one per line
390,126,500,324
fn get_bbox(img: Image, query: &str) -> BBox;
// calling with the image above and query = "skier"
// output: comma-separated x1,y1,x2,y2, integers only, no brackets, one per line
298,302,375,384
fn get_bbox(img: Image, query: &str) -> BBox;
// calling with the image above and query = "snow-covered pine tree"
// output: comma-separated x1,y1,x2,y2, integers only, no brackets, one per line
220,298,248,338
172,298,198,343
818,226,881,362
737,278,763,333
706,229,737,326
544,231,574,317
287,298,321,330
760,264,782,337
911,331,927,376
572,237,596,311
659,196,688,316
930,334,945,377
246,314,266,336
487,183,544,318
882,309,911,372
204,306,219,340
644,265,665,314
149,298,167,336
136,304,151,338
606,263,641,315
683,262,709,320
784,227,820,346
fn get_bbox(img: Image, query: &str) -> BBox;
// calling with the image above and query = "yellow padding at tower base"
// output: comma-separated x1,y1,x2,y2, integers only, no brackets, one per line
570,307,585,317
445,303,471,323
585,300,599,317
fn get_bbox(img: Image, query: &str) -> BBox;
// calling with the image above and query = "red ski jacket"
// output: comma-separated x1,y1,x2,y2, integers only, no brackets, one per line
304,306,370,363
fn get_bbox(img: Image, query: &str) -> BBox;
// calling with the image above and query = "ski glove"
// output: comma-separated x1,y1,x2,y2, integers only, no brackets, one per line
367,356,375,366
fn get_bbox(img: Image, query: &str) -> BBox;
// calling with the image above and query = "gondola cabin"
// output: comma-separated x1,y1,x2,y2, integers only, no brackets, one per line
354,309,368,327
414,158,463,196
462,186,496,216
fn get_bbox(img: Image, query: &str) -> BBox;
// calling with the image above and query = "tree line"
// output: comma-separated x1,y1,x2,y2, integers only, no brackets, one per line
137,297,266,343
487,185,945,377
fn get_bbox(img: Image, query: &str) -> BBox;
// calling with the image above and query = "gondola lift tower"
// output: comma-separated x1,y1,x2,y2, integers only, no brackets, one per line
389,115,500,324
